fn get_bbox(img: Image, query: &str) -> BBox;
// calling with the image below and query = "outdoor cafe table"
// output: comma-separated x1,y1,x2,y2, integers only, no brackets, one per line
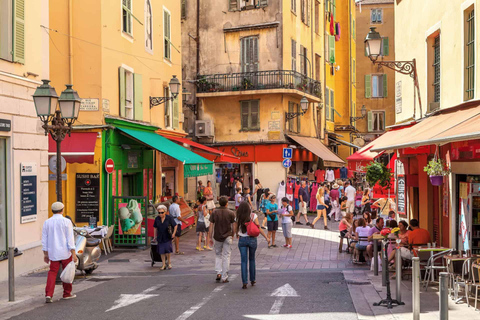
77,225,108,238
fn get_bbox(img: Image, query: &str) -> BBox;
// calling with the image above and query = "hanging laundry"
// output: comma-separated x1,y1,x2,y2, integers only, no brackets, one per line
335,22,341,41
330,13,335,35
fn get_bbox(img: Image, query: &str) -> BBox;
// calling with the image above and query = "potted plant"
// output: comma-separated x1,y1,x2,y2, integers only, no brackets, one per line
423,158,450,186
366,161,392,189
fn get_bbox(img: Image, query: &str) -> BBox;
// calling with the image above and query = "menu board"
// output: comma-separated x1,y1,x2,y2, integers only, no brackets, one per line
75,173,100,222
20,163,37,223
397,174,406,215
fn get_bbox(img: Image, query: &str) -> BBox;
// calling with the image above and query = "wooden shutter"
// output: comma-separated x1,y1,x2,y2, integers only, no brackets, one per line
288,102,294,130
365,74,371,98
329,36,335,64
173,98,179,128
301,0,305,22
383,74,388,97
367,111,373,132
333,0,336,20
259,0,268,7
371,9,376,23
181,0,187,19
291,40,296,71
304,47,308,75
378,9,383,22
382,37,389,56
252,37,259,72
353,19,355,39
330,90,335,122
119,67,126,117
13,0,25,64
307,0,311,26
300,44,304,74
250,100,259,129
325,88,330,120
297,104,301,132
241,101,249,130
133,73,143,120
229,0,238,11
164,10,171,59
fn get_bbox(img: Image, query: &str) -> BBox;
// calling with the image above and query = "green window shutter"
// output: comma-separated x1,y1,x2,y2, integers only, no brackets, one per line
13,0,25,64
172,98,179,128
365,74,371,98
164,10,171,59
367,111,373,132
250,100,260,129
383,74,388,97
325,88,330,120
288,102,294,131
119,67,126,117
259,0,268,7
383,37,389,56
333,0,336,20
241,101,249,130
330,90,335,122
229,0,238,11
181,0,186,19
329,36,335,64
133,73,143,120
353,19,355,39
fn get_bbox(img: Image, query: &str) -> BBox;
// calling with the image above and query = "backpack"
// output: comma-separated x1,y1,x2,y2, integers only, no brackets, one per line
245,214,260,237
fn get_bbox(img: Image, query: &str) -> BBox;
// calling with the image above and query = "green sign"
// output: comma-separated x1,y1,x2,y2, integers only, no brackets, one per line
184,163,213,178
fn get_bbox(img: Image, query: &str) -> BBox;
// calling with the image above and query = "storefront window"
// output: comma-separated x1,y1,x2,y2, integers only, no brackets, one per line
0,139,6,251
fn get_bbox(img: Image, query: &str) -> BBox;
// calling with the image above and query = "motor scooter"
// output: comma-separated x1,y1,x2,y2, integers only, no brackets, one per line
74,228,102,274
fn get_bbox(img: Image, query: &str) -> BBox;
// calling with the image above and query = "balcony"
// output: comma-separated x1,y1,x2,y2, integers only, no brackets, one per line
196,70,322,101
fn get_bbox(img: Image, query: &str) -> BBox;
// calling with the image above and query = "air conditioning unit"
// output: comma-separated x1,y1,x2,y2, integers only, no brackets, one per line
195,120,214,138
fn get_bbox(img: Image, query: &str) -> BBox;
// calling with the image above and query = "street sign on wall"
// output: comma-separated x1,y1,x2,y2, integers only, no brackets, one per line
282,159,292,169
105,158,115,174
20,162,37,223
283,148,293,159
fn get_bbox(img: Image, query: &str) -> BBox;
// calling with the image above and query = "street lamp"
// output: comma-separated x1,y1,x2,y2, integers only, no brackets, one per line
150,75,181,108
286,96,309,120
182,87,197,114
33,80,81,202
365,27,423,118
350,105,368,125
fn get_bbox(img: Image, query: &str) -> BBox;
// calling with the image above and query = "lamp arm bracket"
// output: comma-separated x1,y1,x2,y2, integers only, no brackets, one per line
150,96,174,108
373,60,416,78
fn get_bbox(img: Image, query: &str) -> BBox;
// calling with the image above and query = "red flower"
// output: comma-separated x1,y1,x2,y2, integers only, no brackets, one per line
380,228,392,237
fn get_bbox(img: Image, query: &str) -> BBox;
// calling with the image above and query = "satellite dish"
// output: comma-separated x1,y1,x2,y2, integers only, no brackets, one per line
353,138,365,147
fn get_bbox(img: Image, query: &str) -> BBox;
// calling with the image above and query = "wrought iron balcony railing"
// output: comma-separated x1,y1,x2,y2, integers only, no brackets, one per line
196,70,322,99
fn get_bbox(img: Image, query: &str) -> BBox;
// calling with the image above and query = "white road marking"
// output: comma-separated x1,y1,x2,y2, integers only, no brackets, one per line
269,283,299,315
105,285,163,312
175,275,238,320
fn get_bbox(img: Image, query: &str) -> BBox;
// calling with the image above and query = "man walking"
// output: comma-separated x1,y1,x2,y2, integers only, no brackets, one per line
169,195,188,255
296,181,310,225
209,196,236,283
344,181,356,215
42,202,77,303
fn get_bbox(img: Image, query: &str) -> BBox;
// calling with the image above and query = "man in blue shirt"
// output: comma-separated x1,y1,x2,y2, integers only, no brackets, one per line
295,181,311,225
169,196,189,255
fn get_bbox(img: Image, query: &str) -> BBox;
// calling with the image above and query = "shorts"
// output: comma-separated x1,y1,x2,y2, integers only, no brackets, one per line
206,200,215,210
175,224,182,237
196,221,207,233
356,243,367,251
300,203,307,214
399,247,413,260
282,223,292,238
346,200,355,213
317,205,326,210
340,230,348,238
267,220,278,231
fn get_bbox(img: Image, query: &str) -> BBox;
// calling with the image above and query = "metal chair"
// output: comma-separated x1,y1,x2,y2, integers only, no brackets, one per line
422,249,453,290
101,225,114,255
471,263,480,310
454,257,472,306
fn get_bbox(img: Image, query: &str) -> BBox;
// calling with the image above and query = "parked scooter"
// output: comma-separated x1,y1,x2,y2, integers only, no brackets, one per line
73,227,102,274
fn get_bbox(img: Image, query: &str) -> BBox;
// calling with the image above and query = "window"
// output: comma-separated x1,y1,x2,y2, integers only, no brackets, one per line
465,7,475,101
241,36,259,72
291,40,296,71
122,0,133,35
368,111,385,132
164,9,171,60
433,35,440,103
181,0,186,19
145,0,153,53
330,89,335,122
119,67,143,121
230,0,267,11
288,102,301,133
291,0,296,13
365,74,387,98
371,9,383,24
325,0,336,19
299,46,308,76
0,0,24,63
301,0,310,26
315,1,319,34
328,35,335,64
325,87,330,121
241,100,260,131
352,18,355,39
164,87,171,127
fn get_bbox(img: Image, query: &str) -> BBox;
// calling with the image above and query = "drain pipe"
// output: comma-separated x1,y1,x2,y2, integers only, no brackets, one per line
196,0,201,122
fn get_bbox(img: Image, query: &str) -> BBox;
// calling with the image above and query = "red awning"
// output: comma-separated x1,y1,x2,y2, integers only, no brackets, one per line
167,136,241,163
347,145,384,161
48,132,98,164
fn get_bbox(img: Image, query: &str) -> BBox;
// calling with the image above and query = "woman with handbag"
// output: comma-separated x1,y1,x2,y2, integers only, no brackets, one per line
235,202,269,289
195,197,212,251
153,205,178,270
204,181,215,212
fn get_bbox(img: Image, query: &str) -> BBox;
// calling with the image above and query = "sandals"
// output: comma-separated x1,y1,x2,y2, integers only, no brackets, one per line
216,274,221,282
167,264,172,270
196,247,204,251
160,265,167,270
175,251,184,255
204,247,213,251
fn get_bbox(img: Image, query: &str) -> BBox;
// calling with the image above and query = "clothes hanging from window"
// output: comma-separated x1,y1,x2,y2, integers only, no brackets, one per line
330,13,335,35
335,23,341,41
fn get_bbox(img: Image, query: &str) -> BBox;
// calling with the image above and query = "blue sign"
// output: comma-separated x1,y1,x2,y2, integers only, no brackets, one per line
282,159,292,169
283,148,293,159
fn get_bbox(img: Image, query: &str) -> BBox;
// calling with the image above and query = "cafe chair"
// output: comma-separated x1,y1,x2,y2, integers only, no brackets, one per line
454,257,472,306
101,225,114,255
423,249,452,290
471,263,480,311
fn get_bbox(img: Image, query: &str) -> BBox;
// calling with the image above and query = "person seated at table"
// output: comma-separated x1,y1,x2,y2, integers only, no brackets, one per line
347,220,359,254
354,218,370,263
385,218,397,228
388,220,410,263
366,218,384,261
398,219,431,260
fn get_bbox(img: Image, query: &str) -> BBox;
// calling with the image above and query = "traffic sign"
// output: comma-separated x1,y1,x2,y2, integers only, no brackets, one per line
283,148,293,159
49,156,66,173
105,158,115,174
282,159,292,169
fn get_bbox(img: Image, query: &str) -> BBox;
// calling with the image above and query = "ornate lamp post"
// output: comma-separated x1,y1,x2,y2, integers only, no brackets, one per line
350,105,368,125
365,27,423,118
182,87,197,115
286,96,309,120
33,80,81,202
149,75,181,108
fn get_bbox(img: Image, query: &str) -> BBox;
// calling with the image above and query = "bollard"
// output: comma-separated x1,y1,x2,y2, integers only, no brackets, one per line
413,257,420,320
395,245,402,303
439,272,449,320
373,239,378,276
382,241,387,287
8,247,14,302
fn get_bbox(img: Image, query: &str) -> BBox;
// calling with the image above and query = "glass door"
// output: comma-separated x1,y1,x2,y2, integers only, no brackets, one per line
0,139,6,252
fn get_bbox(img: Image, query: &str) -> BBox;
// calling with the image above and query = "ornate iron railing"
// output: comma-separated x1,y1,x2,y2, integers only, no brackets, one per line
196,70,322,99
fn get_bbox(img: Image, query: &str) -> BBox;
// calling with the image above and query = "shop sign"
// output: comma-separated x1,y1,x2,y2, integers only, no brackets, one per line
460,200,470,251
397,174,406,216
80,98,99,111
0,119,11,132
443,175,450,217
143,169,148,198
75,173,100,222
184,163,213,178
20,162,37,223
102,99,110,112
231,146,248,158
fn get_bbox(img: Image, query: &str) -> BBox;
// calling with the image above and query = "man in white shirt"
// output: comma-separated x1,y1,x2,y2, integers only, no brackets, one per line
169,195,189,255
344,181,356,214
42,202,77,303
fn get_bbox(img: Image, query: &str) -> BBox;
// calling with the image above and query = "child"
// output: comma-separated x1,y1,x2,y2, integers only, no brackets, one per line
340,196,348,218
260,188,271,229
339,213,353,253
243,187,253,208
280,197,294,248
234,187,242,210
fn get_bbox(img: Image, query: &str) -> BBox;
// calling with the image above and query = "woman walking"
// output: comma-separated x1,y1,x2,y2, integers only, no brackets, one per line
311,186,329,230
361,188,371,214
204,181,215,213
153,205,178,270
265,194,279,247
253,179,263,211
195,197,212,251
235,202,269,289
280,197,294,248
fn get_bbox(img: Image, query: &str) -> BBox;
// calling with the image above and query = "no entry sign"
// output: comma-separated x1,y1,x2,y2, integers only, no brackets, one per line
105,158,115,174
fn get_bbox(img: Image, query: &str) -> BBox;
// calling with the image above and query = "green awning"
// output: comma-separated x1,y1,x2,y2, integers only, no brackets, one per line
117,127,213,177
